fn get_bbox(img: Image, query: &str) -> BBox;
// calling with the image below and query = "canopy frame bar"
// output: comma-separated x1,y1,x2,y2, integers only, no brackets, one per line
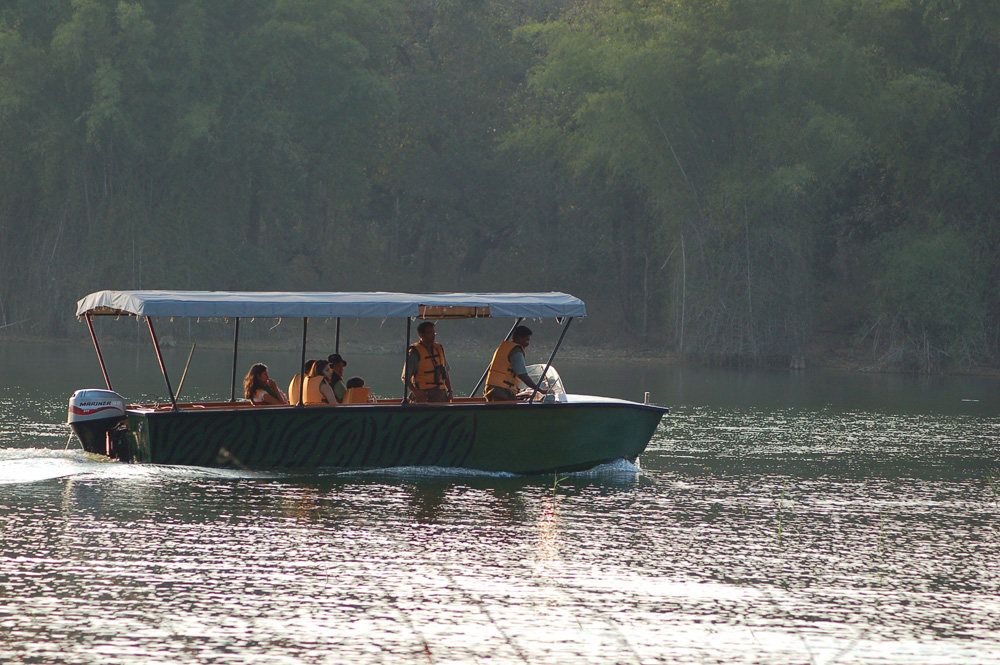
528,317,573,404
296,318,308,407
229,318,240,402
145,316,178,411
85,313,113,391
402,318,412,404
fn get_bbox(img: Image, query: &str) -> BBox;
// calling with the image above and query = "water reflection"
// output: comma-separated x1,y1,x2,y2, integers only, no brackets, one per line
2,447,999,664
3,341,1000,663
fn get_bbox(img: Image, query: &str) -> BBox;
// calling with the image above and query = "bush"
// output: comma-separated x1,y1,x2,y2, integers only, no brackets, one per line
874,229,986,370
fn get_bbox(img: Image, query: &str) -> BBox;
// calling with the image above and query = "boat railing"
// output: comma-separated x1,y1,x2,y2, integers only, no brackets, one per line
130,397,506,412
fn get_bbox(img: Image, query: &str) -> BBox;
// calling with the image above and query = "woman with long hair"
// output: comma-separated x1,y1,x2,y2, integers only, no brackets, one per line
243,362,288,405
303,359,337,405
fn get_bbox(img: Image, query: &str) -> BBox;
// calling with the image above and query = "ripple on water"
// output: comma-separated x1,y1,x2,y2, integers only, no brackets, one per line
1,405,999,664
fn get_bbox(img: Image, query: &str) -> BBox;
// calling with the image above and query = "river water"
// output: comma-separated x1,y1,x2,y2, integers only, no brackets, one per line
2,339,999,664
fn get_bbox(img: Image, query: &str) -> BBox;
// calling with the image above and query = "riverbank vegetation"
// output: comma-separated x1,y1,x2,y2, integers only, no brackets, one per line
1,1,997,372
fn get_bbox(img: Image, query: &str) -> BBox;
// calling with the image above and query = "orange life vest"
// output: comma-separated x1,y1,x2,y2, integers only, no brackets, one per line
343,386,373,404
303,375,327,405
288,374,303,404
485,340,523,392
408,342,448,390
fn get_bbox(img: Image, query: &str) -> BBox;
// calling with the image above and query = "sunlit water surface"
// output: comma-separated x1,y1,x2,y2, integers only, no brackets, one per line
2,341,999,664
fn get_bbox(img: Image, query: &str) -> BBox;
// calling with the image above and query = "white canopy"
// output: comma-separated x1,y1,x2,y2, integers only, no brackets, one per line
76,290,586,320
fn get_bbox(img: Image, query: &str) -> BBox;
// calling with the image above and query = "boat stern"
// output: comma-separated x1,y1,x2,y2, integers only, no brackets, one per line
68,389,129,459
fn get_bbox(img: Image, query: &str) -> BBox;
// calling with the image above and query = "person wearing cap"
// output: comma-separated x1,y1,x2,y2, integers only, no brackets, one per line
403,321,453,403
484,325,547,402
326,353,348,403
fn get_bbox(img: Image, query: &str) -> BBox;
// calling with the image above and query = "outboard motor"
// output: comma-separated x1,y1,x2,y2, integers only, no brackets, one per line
68,389,128,459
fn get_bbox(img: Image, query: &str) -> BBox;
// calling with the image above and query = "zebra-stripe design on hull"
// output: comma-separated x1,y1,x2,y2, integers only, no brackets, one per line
133,407,479,468
124,400,667,473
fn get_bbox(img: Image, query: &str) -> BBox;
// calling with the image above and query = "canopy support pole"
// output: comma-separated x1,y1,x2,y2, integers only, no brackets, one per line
402,317,412,404
230,318,240,402
146,316,178,411
469,317,523,397
335,318,341,353
297,317,308,406
85,313,113,391
528,317,573,403
175,343,196,400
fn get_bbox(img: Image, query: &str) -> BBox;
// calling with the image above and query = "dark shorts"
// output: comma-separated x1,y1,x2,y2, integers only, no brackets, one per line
424,388,450,403
484,386,517,402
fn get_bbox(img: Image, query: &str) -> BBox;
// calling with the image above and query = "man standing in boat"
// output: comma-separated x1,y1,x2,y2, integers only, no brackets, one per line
484,325,547,402
403,321,453,402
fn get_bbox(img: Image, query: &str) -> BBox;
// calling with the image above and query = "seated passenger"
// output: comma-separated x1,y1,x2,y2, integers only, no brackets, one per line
342,376,373,404
244,362,288,405
326,353,348,404
303,359,337,405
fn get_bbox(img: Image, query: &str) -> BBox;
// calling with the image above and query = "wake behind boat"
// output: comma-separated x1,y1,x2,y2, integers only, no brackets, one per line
68,290,667,474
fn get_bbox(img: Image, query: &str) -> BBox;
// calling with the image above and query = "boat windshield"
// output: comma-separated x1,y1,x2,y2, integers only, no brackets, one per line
525,364,566,397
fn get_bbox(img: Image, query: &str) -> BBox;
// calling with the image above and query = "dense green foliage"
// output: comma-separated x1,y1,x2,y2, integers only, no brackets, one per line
1,0,997,370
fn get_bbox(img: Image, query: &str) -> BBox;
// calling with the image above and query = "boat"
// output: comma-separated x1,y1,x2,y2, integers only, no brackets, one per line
67,290,667,474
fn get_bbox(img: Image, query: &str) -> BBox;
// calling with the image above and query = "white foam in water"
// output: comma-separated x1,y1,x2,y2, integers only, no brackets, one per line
322,458,641,480
0,447,286,484
569,458,642,475
142,464,286,480
335,465,519,479
0,449,637,484
0,450,110,485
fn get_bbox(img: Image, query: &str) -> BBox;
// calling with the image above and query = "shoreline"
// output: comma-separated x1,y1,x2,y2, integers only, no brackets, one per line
5,332,999,377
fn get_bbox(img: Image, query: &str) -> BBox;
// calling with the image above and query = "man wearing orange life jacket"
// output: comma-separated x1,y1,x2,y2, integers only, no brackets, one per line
403,321,453,402
484,325,547,402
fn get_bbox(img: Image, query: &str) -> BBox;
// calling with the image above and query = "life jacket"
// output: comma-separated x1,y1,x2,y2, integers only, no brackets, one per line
302,375,327,405
485,340,523,393
408,342,448,390
343,386,372,404
287,374,303,404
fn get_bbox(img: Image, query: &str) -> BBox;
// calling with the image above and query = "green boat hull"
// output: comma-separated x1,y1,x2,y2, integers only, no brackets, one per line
122,400,666,474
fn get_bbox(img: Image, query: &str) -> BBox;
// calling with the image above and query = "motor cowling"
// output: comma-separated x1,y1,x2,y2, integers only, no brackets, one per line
68,389,127,457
